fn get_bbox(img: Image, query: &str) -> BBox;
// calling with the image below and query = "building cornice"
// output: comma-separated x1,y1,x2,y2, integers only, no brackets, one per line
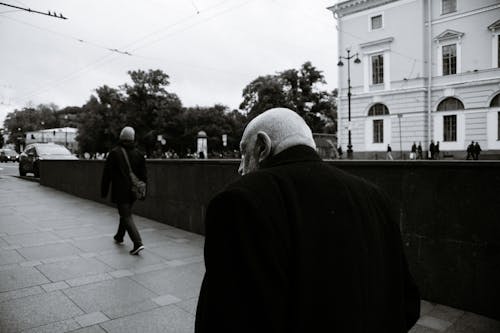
359,37,394,49
488,19,500,32
328,0,398,18
434,29,464,42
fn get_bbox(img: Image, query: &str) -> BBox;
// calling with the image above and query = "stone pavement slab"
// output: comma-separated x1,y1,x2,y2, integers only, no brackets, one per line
1,175,500,332
36,257,114,282
130,262,204,300
99,305,194,333
17,243,83,261
96,249,166,270
63,277,157,313
0,266,50,292
146,239,203,260
0,249,25,265
0,291,84,332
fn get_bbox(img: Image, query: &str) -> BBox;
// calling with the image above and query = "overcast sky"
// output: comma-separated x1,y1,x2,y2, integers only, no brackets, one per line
0,0,339,127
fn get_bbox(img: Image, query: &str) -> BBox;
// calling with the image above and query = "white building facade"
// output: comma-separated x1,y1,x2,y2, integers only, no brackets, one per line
329,0,500,159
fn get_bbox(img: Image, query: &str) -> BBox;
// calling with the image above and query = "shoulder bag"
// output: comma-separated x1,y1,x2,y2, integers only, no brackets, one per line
121,147,147,200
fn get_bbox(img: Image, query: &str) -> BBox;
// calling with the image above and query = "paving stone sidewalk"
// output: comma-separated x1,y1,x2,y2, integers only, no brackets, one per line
1,175,499,332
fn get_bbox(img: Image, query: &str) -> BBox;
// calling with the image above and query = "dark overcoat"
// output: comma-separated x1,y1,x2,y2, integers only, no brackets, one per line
196,145,420,333
100,143,147,204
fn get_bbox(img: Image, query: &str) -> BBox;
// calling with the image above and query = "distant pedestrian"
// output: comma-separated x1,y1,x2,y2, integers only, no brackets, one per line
435,141,440,160
337,146,343,159
417,142,423,160
429,140,435,160
386,144,393,160
101,126,147,255
410,142,417,160
466,141,474,160
473,142,482,160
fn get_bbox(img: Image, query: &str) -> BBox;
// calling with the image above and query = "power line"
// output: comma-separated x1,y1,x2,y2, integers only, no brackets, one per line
0,15,132,56
121,0,233,52
0,2,67,20
129,0,254,53
5,0,255,103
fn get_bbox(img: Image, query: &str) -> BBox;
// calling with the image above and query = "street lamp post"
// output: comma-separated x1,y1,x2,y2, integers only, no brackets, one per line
398,114,403,160
40,121,45,143
337,49,361,159
17,127,23,152
64,115,68,147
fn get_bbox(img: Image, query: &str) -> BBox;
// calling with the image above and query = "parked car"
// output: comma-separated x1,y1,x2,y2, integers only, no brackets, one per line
0,148,19,162
19,143,77,178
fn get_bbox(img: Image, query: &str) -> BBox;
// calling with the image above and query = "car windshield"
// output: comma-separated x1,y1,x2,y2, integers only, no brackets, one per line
37,145,72,155
3,149,16,155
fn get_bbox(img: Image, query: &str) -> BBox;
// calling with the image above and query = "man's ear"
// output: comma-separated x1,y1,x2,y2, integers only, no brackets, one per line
256,131,272,163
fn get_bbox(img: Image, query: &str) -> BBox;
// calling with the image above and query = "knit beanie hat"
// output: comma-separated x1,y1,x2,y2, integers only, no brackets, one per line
119,126,135,141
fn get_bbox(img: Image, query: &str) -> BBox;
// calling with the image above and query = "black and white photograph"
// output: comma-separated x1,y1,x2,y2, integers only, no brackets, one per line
1,0,499,332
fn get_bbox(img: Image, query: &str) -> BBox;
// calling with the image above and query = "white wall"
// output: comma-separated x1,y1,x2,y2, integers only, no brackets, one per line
337,0,425,91
432,6,500,77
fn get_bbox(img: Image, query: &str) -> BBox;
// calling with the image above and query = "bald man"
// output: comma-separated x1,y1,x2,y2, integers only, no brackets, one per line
195,108,420,332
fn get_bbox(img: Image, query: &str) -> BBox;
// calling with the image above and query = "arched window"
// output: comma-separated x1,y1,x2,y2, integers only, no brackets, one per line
437,97,464,111
368,103,389,116
490,94,500,107
367,104,389,144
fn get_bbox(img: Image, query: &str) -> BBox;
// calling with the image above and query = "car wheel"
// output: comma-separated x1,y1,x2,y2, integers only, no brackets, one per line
33,165,40,178
19,165,26,176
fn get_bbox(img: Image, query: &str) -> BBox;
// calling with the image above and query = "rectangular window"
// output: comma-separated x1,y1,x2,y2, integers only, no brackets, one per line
442,44,456,75
442,0,456,15
372,54,384,84
373,119,384,143
371,15,382,30
443,115,457,142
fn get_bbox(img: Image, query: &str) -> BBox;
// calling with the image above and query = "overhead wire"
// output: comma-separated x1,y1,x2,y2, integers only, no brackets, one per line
1,0,253,104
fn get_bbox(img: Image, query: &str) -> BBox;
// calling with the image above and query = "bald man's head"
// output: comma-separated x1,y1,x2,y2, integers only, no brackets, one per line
238,108,316,175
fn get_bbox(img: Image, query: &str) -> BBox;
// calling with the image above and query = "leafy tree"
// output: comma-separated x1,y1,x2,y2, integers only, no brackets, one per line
76,86,126,154
120,69,183,156
3,103,64,151
240,75,287,120
240,61,337,133
74,70,184,156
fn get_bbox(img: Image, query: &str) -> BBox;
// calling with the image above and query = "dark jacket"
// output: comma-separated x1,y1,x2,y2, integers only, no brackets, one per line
101,142,147,204
196,145,420,333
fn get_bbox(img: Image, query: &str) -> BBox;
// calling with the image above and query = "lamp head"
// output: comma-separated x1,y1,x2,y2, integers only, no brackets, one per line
354,56,361,64
337,59,344,67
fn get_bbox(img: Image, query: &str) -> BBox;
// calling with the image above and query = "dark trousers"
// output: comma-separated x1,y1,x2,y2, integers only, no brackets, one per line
116,203,142,245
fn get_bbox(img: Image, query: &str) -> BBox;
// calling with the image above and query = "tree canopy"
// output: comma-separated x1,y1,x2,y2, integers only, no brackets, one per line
240,61,337,133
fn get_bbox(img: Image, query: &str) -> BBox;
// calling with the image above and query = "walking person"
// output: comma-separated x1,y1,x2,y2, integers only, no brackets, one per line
429,140,435,160
435,141,440,160
417,142,423,160
466,141,474,160
196,108,420,333
473,141,482,160
101,126,146,255
386,144,394,160
410,142,417,160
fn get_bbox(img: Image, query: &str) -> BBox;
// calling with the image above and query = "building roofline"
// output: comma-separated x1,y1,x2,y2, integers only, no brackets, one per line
328,0,398,18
